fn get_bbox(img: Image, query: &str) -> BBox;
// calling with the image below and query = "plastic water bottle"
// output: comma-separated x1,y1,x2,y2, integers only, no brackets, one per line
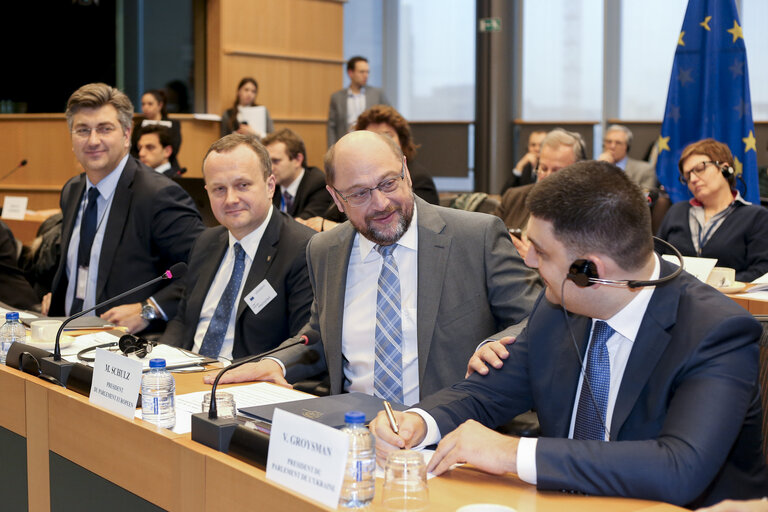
141,358,176,429
339,410,375,508
0,312,25,365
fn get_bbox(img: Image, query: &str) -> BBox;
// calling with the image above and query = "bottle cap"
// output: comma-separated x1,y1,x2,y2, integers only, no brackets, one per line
6,312,19,320
344,411,365,424
148,358,166,368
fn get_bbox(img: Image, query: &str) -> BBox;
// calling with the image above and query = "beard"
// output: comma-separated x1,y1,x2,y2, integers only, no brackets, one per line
352,199,414,246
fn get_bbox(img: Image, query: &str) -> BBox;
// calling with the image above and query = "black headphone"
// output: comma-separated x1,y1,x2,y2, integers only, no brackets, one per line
77,334,157,363
566,237,684,289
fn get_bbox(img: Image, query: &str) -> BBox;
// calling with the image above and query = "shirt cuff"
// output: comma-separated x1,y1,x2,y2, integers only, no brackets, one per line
516,436,538,485
148,297,167,321
263,356,287,377
475,339,495,351
407,408,442,448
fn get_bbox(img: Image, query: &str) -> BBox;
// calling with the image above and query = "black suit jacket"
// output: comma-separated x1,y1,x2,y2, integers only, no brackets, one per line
49,157,204,318
160,209,315,358
272,166,332,220
418,261,768,507
0,220,39,309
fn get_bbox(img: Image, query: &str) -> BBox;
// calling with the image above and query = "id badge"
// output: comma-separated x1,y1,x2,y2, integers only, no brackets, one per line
76,266,89,300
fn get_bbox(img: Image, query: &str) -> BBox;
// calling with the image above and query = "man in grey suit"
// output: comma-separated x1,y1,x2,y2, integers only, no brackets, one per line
327,56,390,147
598,124,657,189
209,131,541,405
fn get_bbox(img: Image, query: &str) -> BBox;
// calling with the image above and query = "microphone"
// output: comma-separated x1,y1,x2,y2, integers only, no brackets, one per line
41,262,188,385
207,329,321,419
0,159,28,182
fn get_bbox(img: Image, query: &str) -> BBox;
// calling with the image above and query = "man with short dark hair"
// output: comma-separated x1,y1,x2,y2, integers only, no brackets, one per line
161,134,315,359
371,161,768,507
43,83,203,333
262,128,332,220
208,130,541,405
137,125,182,178
327,56,390,146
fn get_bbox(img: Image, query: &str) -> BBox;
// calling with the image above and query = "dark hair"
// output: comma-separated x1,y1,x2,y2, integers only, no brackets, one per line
228,77,260,133
66,83,133,132
262,128,307,164
324,132,403,186
678,138,736,188
138,124,172,148
203,133,271,180
347,56,368,72
526,160,653,271
354,105,419,161
143,89,168,118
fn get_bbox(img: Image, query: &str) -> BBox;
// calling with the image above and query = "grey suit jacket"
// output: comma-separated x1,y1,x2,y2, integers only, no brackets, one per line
274,197,542,400
625,157,657,189
327,87,390,147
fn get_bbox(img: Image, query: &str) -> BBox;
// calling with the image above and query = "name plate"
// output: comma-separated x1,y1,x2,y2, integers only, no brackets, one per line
266,408,349,508
1,196,27,220
89,348,143,418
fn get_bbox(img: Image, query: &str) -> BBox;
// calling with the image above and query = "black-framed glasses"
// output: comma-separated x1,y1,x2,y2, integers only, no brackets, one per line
333,160,406,207
679,160,720,184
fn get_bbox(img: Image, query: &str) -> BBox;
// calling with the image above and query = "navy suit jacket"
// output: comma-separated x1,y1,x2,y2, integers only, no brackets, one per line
49,157,204,318
161,209,315,358
272,166,332,220
417,260,768,507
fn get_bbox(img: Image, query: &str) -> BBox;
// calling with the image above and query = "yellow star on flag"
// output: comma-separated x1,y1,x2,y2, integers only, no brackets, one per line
700,16,711,31
678,31,685,46
658,136,671,153
733,156,743,177
742,131,757,153
727,20,743,43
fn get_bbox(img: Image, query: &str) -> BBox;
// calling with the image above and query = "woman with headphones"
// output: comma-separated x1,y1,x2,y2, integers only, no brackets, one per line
658,138,768,282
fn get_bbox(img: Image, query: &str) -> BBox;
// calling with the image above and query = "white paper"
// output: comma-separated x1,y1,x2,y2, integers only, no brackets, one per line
662,254,717,283
0,306,38,321
751,272,768,285
89,347,143,418
266,408,349,508
237,105,267,137
1,196,27,220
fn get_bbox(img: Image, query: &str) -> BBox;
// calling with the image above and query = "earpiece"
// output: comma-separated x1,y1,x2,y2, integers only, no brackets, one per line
721,164,734,178
567,259,599,287
118,334,156,358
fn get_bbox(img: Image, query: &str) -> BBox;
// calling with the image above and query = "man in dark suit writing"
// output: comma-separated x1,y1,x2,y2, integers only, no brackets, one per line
42,83,203,332
161,134,315,359
370,161,768,507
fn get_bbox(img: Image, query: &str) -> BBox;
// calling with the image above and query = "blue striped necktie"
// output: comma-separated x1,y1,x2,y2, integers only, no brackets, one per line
573,320,614,441
374,243,403,403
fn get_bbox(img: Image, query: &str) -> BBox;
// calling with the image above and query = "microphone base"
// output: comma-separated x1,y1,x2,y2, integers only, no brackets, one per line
191,413,269,469
40,357,75,386
191,412,239,451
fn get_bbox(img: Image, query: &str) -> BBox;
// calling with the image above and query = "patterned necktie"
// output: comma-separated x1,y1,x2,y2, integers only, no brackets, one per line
198,243,246,358
573,320,614,441
71,186,100,314
282,191,294,214
374,243,404,403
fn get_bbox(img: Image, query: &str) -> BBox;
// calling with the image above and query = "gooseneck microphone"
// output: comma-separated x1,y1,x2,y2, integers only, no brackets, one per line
0,159,28,182
42,262,187,385
207,329,322,419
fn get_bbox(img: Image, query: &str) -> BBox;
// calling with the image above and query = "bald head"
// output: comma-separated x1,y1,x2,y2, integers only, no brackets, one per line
325,131,404,186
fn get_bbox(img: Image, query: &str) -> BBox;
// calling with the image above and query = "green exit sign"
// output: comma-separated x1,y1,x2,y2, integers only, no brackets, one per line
479,17,502,32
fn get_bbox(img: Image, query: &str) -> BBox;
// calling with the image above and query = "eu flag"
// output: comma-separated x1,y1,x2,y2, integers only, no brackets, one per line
657,0,758,204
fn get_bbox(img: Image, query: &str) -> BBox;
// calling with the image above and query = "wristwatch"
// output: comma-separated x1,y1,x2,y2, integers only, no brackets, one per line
140,300,158,321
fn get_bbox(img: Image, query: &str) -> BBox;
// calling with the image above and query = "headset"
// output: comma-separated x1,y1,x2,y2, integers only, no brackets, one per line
77,334,157,363
566,237,684,289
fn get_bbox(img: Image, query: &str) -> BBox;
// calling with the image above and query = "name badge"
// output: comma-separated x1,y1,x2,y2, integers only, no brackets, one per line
76,266,89,300
244,280,277,315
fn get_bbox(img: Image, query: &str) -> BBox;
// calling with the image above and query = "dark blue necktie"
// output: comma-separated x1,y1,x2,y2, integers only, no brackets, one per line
198,243,246,358
282,191,294,214
573,320,614,441
71,186,100,314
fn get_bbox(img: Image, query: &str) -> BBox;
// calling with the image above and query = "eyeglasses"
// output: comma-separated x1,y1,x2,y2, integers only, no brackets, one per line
333,161,406,207
680,160,720,184
72,125,118,139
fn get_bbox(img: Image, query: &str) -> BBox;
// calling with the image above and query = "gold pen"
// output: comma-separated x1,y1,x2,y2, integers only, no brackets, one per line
383,400,399,435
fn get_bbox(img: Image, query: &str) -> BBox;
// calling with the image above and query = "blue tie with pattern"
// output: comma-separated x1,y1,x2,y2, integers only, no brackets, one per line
573,320,614,441
71,186,100,314
374,243,404,403
198,243,246,358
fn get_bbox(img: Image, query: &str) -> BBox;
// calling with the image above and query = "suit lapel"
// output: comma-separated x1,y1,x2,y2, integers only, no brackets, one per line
187,228,229,325
60,175,86,266
237,209,281,319
96,160,135,299
548,314,592,437
324,223,355,393
415,199,451,382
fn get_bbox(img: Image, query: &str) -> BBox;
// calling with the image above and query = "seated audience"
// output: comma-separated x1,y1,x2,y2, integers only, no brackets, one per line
130,89,182,168
136,125,183,178
598,124,657,189
221,77,274,138
658,138,768,282
500,130,546,194
0,220,39,310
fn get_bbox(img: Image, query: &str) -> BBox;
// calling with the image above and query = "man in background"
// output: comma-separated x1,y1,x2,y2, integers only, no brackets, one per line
598,124,657,189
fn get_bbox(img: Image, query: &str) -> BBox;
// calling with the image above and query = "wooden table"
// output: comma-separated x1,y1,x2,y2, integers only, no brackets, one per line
0,364,685,512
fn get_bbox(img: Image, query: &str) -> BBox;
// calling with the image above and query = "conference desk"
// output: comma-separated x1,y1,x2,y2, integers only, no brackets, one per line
0,363,684,512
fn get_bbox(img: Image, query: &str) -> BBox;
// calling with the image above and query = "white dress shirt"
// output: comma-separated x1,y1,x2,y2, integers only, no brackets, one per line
341,205,420,405
154,162,172,175
191,207,273,359
415,255,661,484
64,154,128,315
346,87,367,132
